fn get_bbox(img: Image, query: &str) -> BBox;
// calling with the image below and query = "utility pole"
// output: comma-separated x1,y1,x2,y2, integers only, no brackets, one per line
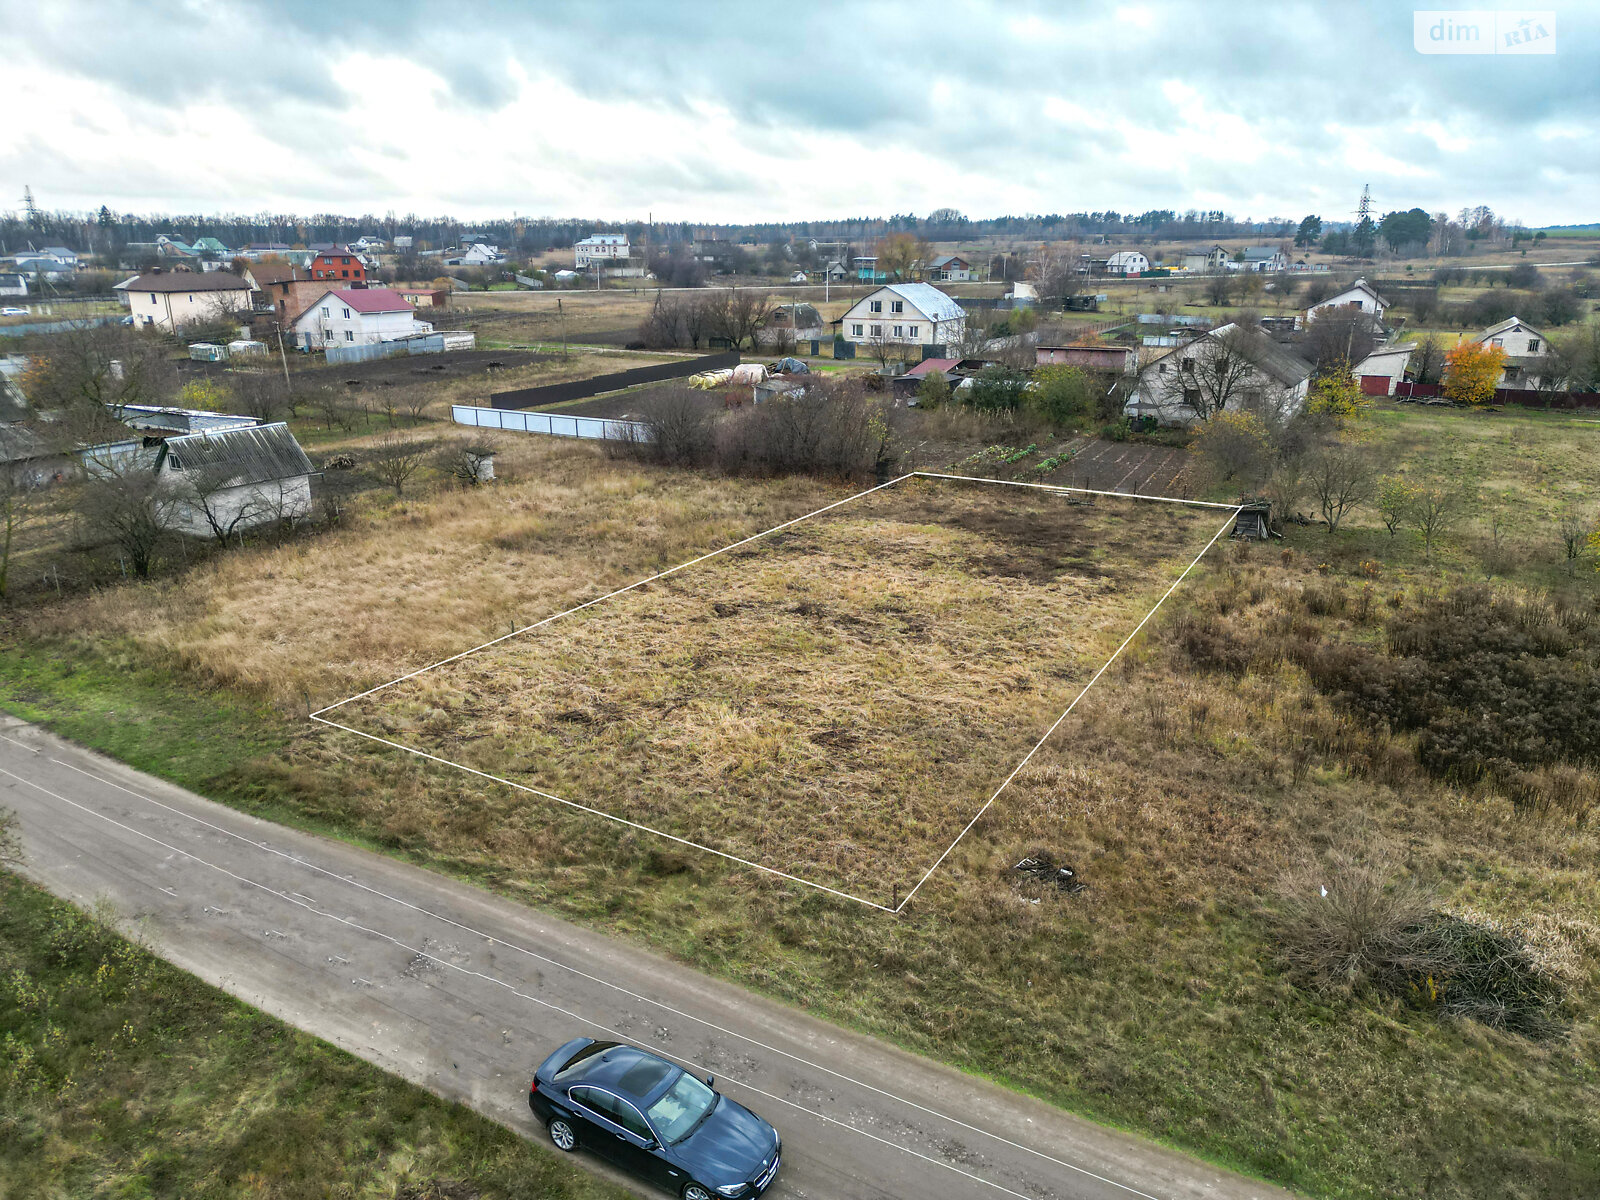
274,319,293,397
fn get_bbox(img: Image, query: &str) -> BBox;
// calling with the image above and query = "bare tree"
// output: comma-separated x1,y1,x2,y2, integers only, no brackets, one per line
1302,307,1379,374
637,292,687,349
1150,326,1287,424
1307,441,1378,533
681,296,713,352
1410,486,1469,561
73,468,178,578
367,431,428,496
229,370,291,424
1204,274,1233,307
402,389,432,426
708,289,775,350
442,437,499,486
1556,512,1595,576
1408,336,1445,387
25,322,175,449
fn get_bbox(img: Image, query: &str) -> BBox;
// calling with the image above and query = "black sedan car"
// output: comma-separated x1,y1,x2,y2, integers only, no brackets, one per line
530,1038,782,1200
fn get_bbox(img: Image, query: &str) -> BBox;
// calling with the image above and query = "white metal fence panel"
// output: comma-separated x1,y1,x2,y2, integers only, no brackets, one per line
451,404,649,442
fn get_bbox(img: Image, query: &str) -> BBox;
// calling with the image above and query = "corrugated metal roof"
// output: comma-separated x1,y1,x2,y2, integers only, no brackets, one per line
0,424,52,464
879,283,966,324
160,422,314,487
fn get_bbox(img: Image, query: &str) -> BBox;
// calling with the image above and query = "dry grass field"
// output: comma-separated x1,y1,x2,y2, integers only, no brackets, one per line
328,476,1227,901
4,406,1600,1198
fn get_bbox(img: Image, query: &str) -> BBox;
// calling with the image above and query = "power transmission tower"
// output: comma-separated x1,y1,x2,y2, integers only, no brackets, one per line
1352,184,1376,258
22,185,44,235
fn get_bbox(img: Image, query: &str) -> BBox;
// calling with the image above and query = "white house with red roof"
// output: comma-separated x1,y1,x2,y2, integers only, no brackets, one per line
290,288,433,350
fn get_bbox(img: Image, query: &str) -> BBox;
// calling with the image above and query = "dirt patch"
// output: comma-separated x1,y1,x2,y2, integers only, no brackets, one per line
293,349,551,386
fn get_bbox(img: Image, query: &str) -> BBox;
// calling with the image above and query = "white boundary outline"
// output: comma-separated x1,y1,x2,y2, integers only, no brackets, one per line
310,471,1241,912
0,745,1167,1199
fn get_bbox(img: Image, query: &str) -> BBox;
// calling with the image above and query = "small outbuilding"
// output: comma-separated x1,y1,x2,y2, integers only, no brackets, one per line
155,422,317,537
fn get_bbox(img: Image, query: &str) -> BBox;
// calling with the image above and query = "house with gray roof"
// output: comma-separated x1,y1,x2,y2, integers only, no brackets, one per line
1125,322,1313,426
1239,246,1290,272
154,422,317,538
839,283,967,353
1467,316,1559,389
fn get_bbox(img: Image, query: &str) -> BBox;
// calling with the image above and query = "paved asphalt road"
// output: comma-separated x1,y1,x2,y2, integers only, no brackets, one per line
0,716,1295,1200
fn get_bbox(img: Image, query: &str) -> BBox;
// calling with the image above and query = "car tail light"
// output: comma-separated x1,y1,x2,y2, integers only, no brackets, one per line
529,1079,539,1094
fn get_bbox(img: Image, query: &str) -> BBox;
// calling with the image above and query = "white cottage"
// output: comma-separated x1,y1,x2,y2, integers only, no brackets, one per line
1307,278,1389,323
840,283,966,351
1469,316,1557,388
291,288,432,350
156,422,316,538
1106,250,1150,276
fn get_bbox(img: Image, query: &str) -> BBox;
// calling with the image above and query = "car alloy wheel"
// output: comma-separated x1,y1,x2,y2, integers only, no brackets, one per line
548,1118,577,1152
682,1186,714,1200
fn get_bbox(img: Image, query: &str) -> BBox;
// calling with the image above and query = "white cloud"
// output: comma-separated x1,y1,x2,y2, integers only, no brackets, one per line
2,0,1596,225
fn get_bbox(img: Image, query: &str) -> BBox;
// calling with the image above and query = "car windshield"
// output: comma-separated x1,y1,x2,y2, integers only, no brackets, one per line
646,1070,717,1144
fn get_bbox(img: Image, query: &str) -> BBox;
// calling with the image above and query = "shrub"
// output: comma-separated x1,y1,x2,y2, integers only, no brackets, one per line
616,388,716,467
1443,342,1507,406
1270,860,1569,1036
1028,365,1094,427
622,381,896,482
717,387,895,481
915,371,951,409
1192,409,1271,485
1300,588,1600,800
965,365,1029,412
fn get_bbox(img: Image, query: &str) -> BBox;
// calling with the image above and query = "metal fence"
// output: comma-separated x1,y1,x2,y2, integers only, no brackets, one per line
452,404,649,441
489,350,740,410
0,315,122,338
325,334,449,365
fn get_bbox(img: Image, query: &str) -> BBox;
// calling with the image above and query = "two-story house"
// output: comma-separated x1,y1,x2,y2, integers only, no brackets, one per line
290,288,432,350
117,270,253,331
840,284,966,352
575,235,629,267
1180,244,1230,273
928,254,975,282
1105,250,1150,276
1468,316,1557,388
308,248,367,285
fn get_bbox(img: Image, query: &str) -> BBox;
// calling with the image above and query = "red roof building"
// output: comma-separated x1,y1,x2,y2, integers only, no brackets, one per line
308,247,366,284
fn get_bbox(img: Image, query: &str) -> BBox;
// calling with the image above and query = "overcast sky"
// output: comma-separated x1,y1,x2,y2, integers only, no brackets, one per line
2,0,1596,226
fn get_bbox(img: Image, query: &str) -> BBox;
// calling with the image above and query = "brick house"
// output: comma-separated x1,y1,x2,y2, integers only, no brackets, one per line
308,248,367,285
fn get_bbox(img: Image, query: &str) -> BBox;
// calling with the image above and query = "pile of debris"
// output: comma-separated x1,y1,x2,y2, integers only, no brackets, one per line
1013,850,1086,893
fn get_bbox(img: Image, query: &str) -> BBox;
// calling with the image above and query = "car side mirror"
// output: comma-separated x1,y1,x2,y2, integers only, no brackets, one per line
705,1075,715,1088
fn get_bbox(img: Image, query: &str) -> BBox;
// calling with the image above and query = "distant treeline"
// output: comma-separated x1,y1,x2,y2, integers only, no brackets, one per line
0,207,1304,259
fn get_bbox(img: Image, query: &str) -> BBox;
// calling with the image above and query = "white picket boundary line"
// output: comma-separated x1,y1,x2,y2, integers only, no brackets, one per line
313,471,1241,910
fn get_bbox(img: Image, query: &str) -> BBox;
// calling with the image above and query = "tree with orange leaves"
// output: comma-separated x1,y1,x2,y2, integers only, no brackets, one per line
1443,341,1506,406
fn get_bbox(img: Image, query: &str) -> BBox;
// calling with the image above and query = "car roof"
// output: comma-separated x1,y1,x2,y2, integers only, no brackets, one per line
572,1044,681,1104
